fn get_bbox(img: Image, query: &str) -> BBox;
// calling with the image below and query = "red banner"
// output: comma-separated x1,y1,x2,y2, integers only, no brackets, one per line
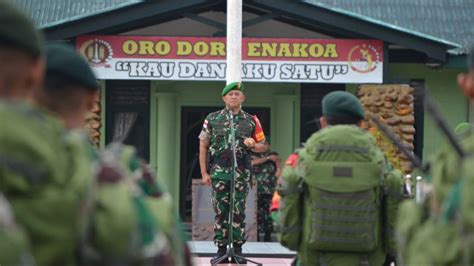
77,35,383,83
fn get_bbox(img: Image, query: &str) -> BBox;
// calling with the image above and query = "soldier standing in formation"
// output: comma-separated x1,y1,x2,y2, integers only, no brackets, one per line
396,48,474,265
36,43,191,265
279,91,403,266
199,82,267,263
251,139,281,242
0,3,190,264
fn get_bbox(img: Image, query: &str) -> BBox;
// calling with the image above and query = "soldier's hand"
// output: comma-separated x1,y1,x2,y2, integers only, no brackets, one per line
275,169,282,178
269,155,278,162
201,173,211,186
244,138,256,149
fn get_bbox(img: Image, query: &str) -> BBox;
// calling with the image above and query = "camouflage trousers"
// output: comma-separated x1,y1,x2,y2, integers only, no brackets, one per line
211,174,250,246
256,174,276,233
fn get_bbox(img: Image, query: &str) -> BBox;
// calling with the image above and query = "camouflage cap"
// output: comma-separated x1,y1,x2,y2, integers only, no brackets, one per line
322,91,365,119
0,2,43,57
46,44,99,90
222,82,244,96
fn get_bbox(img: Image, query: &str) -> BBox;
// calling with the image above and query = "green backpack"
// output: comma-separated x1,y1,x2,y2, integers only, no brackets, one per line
280,125,402,256
279,152,305,251
300,125,385,253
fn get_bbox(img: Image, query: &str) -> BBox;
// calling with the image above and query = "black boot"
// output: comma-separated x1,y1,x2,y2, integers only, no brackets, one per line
263,230,272,242
232,244,247,264
210,245,227,264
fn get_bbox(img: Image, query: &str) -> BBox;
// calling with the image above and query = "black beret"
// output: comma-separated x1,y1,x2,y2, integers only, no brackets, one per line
46,44,99,90
0,2,43,57
322,91,365,119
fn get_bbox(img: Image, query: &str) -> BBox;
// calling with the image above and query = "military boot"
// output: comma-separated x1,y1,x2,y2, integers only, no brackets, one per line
232,244,247,264
210,245,227,264
263,230,272,242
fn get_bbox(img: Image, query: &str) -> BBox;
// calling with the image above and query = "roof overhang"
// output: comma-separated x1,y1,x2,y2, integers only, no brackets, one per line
43,0,459,62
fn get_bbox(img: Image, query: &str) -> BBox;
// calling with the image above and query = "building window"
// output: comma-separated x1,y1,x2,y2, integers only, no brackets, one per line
105,80,151,161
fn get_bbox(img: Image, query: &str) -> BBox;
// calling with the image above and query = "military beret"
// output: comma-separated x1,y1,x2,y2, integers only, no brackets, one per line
0,2,43,57
46,44,99,90
222,82,244,96
322,91,365,119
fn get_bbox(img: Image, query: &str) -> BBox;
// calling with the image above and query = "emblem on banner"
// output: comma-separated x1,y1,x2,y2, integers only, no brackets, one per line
348,44,381,73
79,39,113,66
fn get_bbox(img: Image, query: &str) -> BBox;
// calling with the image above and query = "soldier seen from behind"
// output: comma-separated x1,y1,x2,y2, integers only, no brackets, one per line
199,82,267,264
251,139,281,242
279,91,403,266
396,47,474,265
35,43,192,265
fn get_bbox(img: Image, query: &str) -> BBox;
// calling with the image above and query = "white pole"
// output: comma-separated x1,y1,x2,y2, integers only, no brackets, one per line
226,0,242,85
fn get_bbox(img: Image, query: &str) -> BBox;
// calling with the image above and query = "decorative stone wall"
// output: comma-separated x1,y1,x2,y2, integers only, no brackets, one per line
357,85,415,173
84,92,101,147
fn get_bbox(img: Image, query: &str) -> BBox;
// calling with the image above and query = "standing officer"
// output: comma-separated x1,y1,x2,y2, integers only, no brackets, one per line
279,91,402,265
199,82,267,263
251,139,281,242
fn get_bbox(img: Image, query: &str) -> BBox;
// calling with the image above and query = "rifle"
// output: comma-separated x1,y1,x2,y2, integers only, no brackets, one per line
423,91,467,159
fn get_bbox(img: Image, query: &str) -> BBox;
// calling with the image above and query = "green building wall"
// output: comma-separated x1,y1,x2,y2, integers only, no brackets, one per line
347,63,467,162
388,64,467,161
149,81,300,200
99,62,468,201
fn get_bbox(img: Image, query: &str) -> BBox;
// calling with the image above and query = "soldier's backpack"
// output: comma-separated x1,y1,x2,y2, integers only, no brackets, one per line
279,151,304,251
297,125,402,254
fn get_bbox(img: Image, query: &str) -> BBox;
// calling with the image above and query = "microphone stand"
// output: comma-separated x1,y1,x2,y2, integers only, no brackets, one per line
211,108,262,266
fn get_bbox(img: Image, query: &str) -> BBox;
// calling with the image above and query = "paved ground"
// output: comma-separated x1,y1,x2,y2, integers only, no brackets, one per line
193,256,294,265
189,241,296,265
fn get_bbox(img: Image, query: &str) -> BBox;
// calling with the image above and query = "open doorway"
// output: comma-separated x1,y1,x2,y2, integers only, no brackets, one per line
179,106,270,221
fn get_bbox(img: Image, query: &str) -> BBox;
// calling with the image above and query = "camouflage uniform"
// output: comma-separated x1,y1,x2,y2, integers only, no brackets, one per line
396,133,474,265
199,108,257,246
0,193,34,265
252,152,277,235
0,101,91,266
75,141,191,266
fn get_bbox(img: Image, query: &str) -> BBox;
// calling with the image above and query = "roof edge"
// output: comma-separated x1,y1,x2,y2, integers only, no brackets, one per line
302,0,462,49
39,1,143,29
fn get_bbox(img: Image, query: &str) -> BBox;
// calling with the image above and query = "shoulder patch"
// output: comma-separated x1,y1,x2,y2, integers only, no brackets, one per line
252,115,265,143
285,153,299,168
